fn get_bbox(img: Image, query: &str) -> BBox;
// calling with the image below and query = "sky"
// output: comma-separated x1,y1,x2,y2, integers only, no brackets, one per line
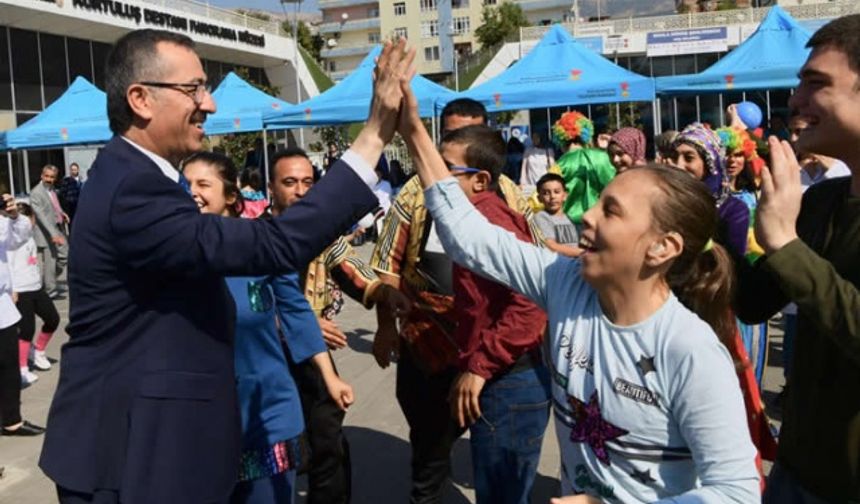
209,0,320,14
207,0,677,17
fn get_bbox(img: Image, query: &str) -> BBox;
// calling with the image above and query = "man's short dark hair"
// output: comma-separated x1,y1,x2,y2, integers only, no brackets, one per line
808,15,860,75
536,173,566,193
440,125,505,187
269,147,311,181
106,29,196,134
441,98,487,126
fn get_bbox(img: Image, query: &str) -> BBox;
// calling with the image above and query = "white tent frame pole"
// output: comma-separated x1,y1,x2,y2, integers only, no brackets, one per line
23,150,30,193
6,151,13,196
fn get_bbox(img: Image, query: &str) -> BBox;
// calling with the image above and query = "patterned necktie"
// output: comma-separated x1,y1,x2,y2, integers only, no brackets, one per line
48,188,63,224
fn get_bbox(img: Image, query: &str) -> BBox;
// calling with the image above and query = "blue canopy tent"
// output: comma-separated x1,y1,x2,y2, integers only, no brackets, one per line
263,46,456,128
0,76,110,151
655,6,811,95
0,76,111,195
447,24,655,113
203,72,293,135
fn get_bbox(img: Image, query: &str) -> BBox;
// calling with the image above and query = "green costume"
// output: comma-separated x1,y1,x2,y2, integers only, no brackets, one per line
556,147,616,224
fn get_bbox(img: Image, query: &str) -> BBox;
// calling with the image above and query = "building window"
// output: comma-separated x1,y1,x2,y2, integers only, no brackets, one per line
394,27,408,40
10,28,41,111
452,0,469,8
394,2,406,16
484,0,497,4
67,37,92,83
420,0,437,13
421,20,439,39
452,17,471,35
424,46,440,62
369,32,381,44
455,42,473,59
40,33,67,106
91,42,111,89
327,60,336,72
368,7,379,17
0,27,13,110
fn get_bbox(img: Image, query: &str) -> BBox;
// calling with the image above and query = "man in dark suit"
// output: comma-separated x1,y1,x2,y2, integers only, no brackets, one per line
39,29,413,504
58,162,83,227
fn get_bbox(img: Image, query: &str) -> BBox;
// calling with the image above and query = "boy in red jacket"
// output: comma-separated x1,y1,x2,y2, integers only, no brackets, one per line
441,125,550,504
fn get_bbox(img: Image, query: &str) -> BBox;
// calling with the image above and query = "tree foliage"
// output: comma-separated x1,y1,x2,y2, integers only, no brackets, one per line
474,2,530,49
283,20,325,62
215,67,281,169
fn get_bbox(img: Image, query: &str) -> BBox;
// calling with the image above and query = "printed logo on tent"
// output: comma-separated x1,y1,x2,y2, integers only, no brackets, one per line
570,69,583,81
233,118,241,130
304,108,312,120
725,74,735,89
271,102,281,110
620,82,630,98
60,128,68,141
493,94,502,108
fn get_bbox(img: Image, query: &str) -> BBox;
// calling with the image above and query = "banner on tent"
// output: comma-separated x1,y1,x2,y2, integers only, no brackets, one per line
646,27,728,57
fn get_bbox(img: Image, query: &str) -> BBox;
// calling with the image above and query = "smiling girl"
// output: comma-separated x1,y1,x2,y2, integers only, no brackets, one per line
181,152,354,504
395,77,759,502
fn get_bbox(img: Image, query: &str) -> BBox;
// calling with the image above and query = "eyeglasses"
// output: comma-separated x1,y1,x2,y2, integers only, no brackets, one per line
139,81,211,105
443,159,481,175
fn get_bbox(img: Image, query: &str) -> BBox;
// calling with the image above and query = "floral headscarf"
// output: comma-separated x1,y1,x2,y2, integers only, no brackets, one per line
674,123,726,200
609,127,647,165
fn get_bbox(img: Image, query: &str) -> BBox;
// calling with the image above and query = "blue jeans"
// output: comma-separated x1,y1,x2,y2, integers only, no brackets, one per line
470,364,551,504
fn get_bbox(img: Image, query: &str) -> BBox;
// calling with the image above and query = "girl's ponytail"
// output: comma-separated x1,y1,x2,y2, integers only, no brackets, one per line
671,241,737,354
643,165,739,361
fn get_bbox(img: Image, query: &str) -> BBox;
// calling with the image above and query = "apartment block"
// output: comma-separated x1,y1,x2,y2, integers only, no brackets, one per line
318,0,382,80
321,1,574,80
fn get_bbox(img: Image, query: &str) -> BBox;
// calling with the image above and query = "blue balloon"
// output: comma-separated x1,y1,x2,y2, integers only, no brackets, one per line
737,101,763,129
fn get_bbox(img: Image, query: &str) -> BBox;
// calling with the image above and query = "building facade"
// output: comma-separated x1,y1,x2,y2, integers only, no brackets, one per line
320,0,574,81
1,0,319,194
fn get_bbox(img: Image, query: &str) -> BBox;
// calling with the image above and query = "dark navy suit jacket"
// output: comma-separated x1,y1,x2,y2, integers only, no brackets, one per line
39,137,377,503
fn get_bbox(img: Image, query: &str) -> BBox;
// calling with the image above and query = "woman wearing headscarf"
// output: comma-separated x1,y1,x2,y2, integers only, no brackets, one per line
672,123,777,492
672,123,750,257
607,127,647,173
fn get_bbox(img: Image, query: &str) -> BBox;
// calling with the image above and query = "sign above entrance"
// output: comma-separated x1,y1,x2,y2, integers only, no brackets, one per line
646,27,727,57
38,0,266,48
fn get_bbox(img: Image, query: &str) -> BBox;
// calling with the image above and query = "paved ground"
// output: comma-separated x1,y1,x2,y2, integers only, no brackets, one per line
0,243,786,503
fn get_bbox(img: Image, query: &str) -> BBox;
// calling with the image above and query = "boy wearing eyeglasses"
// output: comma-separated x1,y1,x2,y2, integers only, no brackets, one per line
441,124,550,504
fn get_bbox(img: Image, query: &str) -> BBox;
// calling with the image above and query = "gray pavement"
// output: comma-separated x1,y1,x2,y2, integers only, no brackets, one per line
0,243,785,503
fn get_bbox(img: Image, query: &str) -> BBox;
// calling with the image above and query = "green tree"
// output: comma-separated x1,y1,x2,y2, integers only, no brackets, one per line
216,67,281,169
283,20,325,62
474,2,530,49
716,0,738,11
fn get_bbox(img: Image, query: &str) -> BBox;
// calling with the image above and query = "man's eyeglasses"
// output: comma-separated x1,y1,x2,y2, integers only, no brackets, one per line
139,81,211,105
444,159,481,175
